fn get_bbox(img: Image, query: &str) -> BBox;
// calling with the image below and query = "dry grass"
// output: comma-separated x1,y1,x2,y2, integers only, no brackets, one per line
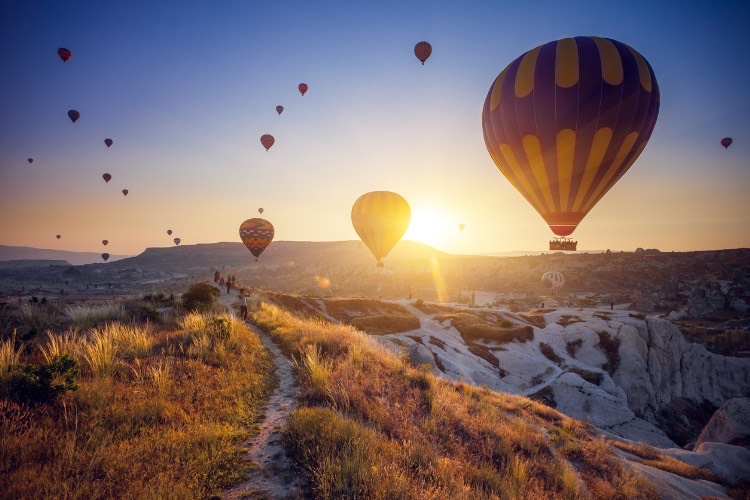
611,441,716,481
253,302,665,499
323,298,420,335
1,309,274,498
0,334,22,377
65,302,125,328
436,311,534,344
559,315,583,327
520,312,548,328
264,291,327,320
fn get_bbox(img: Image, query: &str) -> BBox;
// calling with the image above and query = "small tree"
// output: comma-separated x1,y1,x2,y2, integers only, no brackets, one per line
182,283,220,312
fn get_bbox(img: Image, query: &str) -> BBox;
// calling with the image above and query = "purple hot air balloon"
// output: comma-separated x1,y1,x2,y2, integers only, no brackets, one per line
276,106,284,115
27,158,33,164
104,138,113,148
68,110,80,123
721,137,733,149
103,173,112,183
122,189,129,196
58,48,72,62
173,237,181,246
101,253,110,262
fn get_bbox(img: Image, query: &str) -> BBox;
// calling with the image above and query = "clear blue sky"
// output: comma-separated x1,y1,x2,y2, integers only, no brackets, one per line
1,0,748,255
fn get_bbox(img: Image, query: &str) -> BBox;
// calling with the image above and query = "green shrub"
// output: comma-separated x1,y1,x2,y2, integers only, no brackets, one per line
1,355,79,405
182,283,220,312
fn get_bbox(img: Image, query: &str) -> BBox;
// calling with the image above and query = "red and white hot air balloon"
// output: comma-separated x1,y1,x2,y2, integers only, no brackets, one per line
260,134,275,151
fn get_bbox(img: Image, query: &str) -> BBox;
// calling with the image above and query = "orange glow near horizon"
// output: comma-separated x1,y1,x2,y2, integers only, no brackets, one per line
430,257,448,303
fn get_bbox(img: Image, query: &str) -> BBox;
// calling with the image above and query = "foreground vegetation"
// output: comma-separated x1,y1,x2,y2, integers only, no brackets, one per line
0,294,274,498
251,301,715,499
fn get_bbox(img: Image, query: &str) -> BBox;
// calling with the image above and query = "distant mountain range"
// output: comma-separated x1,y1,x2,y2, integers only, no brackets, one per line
0,245,130,266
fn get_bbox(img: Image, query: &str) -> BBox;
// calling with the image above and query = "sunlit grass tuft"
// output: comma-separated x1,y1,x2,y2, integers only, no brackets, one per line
65,302,125,328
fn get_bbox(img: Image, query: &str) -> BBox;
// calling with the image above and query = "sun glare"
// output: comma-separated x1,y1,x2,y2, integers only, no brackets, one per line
405,207,453,249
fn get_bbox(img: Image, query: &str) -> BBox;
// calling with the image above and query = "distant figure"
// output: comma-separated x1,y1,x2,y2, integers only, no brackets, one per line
611,302,614,310
226,279,231,294
214,271,220,282
541,302,544,308
232,275,236,286
219,277,225,286
239,290,248,320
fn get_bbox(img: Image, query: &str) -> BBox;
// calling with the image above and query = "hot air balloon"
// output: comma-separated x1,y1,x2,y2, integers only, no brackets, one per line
260,134,275,151
276,106,284,115
167,229,172,235
459,224,465,231
57,48,72,62
104,138,113,148
103,173,112,183
122,189,128,196
482,37,660,251
239,218,275,261
258,208,264,214
27,158,33,164
56,235,61,240
173,238,181,246
351,191,411,267
298,83,308,96
102,240,108,246
542,271,565,294
101,253,110,262
414,41,432,65
721,137,733,149
68,110,80,123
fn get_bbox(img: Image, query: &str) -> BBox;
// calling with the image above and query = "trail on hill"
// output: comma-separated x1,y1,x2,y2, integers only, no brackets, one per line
213,285,304,499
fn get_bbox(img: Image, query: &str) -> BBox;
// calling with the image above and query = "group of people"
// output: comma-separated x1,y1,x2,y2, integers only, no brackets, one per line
214,271,237,293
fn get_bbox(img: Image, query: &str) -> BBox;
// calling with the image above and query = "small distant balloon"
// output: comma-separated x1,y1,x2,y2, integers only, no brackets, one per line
57,48,72,63
102,240,109,246
276,106,284,115
459,224,465,231
260,134,275,151
258,208,264,214
414,41,432,65
721,137,733,149
103,173,112,183
122,189,129,196
167,229,172,235
56,234,61,240
104,138,113,148
298,83,308,96
67,110,80,123
27,158,33,164
101,253,110,262
173,238,181,246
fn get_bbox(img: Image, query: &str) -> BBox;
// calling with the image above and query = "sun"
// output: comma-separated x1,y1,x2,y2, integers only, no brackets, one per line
405,206,453,249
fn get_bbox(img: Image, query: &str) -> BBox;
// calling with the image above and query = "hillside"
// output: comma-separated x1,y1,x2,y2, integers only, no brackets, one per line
0,245,129,265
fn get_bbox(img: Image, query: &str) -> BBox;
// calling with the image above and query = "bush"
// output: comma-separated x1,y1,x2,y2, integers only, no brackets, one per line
182,283,220,312
596,331,621,374
0,355,78,405
539,343,563,365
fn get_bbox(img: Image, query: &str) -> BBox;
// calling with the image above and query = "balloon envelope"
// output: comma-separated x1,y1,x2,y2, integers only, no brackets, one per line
239,218,275,261
414,41,432,65
101,253,110,262
167,229,172,235
482,37,660,237
102,240,108,246
459,224,465,231
122,189,128,196
58,48,72,62
351,191,411,267
67,110,80,123
542,271,565,292
721,137,733,149
260,134,275,151
104,138,113,148
276,106,284,115
298,83,308,96
56,235,61,239
27,158,33,164
173,238,181,246
258,208,264,214
103,173,111,183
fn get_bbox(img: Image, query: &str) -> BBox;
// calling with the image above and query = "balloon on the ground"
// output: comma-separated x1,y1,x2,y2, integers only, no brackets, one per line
276,106,284,115
239,218,275,261
104,138,113,148
351,191,411,267
58,48,72,62
260,134,275,151
414,41,432,65
459,224,465,231
68,110,80,123
27,158,33,164
102,240,108,246
721,137,733,149
103,173,111,183
298,83,308,96
542,271,565,293
101,253,110,262
167,229,172,235
122,189,128,196
173,238,181,246
482,37,660,238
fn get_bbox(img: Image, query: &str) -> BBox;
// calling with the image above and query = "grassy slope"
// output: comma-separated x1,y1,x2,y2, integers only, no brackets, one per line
252,302,715,499
0,302,274,498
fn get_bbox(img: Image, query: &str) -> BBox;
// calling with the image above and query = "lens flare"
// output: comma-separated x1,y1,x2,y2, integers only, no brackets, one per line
315,275,330,289
430,257,448,302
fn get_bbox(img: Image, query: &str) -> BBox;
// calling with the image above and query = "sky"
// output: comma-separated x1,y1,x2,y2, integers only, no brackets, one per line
1,0,749,257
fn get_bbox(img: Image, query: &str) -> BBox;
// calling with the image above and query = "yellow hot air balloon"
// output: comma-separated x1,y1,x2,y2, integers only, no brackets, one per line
351,191,411,267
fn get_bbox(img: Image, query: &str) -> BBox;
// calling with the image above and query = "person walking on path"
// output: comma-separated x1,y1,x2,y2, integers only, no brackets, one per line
226,278,232,294
219,276,225,286
239,290,248,320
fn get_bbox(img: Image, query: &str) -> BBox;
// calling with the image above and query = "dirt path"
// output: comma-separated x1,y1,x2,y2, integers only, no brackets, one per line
212,284,304,499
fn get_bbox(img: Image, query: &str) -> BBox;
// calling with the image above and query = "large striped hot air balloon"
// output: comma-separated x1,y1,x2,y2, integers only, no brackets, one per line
414,41,432,65
351,191,411,267
482,37,660,246
239,218,274,261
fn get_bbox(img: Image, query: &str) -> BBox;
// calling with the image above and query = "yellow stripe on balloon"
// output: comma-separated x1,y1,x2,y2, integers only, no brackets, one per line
572,127,613,211
581,132,639,213
627,45,652,92
498,143,547,214
592,37,623,85
515,45,541,98
490,66,508,111
556,129,576,211
522,135,556,212
555,38,579,88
